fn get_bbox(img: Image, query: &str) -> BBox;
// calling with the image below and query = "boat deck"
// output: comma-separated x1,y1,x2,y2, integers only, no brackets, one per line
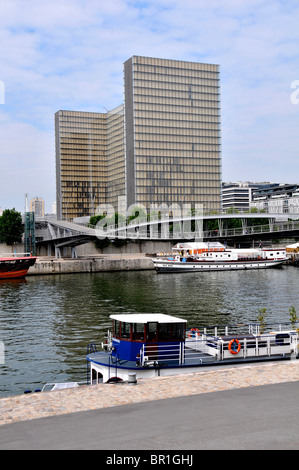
86,345,293,374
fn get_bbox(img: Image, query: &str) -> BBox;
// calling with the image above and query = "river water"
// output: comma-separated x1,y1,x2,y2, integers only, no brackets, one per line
0,266,298,397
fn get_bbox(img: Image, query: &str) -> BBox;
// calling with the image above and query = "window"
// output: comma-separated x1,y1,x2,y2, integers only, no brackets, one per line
113,320,120,339
159,323,185,341
121,322,130,339
132,323,145,341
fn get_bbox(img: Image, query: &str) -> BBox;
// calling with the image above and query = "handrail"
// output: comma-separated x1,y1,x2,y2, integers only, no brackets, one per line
87,343,98,354
139,326,298,366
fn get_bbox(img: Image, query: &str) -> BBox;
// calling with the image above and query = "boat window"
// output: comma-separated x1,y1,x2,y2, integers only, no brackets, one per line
147,322,158,341
172,323,185,340
159,323,172,340
121,321,130,339
159,323,185,341
113,320,121,339
132,323,145,341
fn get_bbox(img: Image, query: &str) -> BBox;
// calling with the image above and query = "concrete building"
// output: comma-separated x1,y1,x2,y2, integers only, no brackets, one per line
222,182,259,212
30,197,45,218
250,183,299,214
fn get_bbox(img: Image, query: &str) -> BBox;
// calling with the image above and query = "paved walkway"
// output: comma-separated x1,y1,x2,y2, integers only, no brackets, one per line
1,360,298,426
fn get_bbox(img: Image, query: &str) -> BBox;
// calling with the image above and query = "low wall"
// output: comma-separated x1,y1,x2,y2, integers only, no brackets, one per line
0,243,24,255
28,256,155,275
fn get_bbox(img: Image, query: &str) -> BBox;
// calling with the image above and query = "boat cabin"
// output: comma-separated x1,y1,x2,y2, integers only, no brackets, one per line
110,314,187,362
172,242,225,257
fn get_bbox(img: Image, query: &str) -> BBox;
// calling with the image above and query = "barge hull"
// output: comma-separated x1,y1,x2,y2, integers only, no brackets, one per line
153,259,285,273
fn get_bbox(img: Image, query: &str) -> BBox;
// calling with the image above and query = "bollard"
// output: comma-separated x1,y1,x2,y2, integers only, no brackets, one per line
128,373,137,385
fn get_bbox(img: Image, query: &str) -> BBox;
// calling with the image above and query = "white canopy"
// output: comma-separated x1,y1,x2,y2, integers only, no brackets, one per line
172,241,224,250
286,243,299,249
110,313,187,324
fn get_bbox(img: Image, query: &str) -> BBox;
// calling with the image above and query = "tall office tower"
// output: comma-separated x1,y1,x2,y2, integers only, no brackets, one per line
30,197,45,218
55,110,107,220
124,56,222,213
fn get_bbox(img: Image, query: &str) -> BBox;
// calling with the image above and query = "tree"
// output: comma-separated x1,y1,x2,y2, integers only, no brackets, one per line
0,208,23,245
257,307,267,333
289,306,299,330
89,214,106,226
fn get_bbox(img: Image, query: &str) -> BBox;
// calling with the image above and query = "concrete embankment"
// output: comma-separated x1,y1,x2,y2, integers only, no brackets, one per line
0,360,299,427
28,254,155,275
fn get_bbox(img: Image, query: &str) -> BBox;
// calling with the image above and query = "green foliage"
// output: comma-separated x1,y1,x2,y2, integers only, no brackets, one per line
289,306,299,331
89,214,106,226
257,308,267,333
0,208,23,245
127,207,147,224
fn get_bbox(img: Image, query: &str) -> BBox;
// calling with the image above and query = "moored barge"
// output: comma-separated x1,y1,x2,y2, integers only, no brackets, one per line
0,254,37,280
86,313,298,384
153,242,287,273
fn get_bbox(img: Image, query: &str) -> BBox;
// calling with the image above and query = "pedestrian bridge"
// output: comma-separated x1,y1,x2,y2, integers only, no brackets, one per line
36,211,299,257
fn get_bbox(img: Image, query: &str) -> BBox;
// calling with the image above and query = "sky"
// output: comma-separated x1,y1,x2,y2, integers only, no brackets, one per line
0,0,299,214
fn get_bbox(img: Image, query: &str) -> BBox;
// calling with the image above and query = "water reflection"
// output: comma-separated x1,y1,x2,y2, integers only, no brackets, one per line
0,267,298,396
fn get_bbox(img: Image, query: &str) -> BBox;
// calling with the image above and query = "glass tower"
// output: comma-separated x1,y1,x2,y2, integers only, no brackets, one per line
55,56,222,221
106,105,125,211
55,110,107,220
124,56,222,213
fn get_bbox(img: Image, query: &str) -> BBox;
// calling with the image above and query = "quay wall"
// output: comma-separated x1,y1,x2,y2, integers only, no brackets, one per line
27,255,155,276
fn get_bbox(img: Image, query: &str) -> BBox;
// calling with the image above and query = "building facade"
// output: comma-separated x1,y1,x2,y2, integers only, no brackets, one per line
251,183,299,214
106,105,125,212
124,56,222,213
30,197,45,218
55,56,222,220
222,182,259,212
55,110,107,220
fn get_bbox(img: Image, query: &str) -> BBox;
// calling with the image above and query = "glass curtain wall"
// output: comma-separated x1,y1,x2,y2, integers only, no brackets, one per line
124,56,222,213
106,105,125,211
55,110,107,220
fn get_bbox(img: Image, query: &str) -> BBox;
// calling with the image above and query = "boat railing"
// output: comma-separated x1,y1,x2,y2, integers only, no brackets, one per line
41,381,86,392
139,324,298,366
189,322,297,338
87,343,98,354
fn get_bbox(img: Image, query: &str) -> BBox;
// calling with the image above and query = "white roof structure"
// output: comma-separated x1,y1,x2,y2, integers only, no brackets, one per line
286,243,299,249
172,242,224,250
110,313,187,324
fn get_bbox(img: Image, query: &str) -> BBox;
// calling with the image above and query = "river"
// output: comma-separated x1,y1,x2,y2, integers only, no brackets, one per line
0,266,298,397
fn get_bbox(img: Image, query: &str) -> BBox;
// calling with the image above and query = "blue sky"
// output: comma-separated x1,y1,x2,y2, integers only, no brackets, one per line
0,0,299,214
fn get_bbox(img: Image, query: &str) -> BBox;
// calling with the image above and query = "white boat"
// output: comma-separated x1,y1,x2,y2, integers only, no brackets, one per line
152,242,288,273
86,313,298,384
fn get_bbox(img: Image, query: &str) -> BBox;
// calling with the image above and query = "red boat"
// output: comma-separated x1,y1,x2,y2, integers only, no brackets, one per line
0,256,37,280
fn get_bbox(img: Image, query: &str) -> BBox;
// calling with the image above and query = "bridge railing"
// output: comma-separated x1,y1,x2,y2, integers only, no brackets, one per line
99,219,299,240
41,212,299,242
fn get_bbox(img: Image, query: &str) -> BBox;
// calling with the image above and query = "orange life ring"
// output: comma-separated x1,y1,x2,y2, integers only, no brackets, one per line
228,338,241,354
188,328,200,338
